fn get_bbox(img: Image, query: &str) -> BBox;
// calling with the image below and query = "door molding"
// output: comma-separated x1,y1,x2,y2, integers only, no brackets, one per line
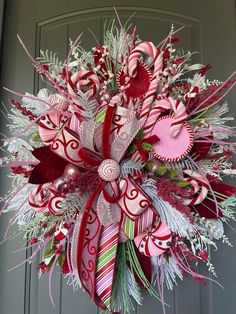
37,6,202,26
35,6,203,61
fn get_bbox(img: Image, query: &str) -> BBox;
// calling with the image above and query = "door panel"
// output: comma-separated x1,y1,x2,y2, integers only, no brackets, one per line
0,1,235,314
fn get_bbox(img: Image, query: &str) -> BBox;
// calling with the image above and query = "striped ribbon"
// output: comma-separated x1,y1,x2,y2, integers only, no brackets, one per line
95,223,120,310
122,207,156,240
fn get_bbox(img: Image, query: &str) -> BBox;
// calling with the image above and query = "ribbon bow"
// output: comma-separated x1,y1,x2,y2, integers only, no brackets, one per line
51,103,151,310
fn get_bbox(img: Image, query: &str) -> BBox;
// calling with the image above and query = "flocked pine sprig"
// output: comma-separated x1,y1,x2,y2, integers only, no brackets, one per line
120,158,145,177
206,259,217,277
142,179,195,237
187,73,207,92
37,50,65,80
6,108,39,139
0,171,31,214
206,78,223,86
151,255,183,290
38,50,65,68
21,211,65,240
60,190,88,218
221,234,233,247
103,18,134,70
193,213,224,240
187,230,217,261
75,90,99,120
198,157,233,179
167,158,196,171
191,102,235,140
21,89,51,115
219,196,236,219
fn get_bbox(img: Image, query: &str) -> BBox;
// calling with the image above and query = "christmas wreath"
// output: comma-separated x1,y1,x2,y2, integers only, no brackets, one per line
1,18,236,314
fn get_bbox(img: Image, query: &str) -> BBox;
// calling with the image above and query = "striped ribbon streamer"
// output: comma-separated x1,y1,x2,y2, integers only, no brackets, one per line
95,222,120,310
122,207,156,240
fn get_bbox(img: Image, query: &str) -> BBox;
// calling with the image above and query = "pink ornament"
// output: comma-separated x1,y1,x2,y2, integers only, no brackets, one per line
64,164,80,179
151,115,193,162
134,219,172,257
57,182,73,194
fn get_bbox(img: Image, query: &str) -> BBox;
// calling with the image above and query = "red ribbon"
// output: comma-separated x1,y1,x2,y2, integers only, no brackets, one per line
76,104,120,308
77,104,120,203
51,103,151,310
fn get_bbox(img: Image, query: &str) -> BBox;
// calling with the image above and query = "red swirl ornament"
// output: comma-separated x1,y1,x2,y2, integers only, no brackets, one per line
48,195,66,216
38,111,69,144
134,219,172,256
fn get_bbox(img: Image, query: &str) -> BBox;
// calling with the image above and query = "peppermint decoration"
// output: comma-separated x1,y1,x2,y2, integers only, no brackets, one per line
1,17,236,314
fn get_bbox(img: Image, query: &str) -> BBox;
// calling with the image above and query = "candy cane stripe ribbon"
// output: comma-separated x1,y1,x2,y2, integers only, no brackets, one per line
95,223,119,309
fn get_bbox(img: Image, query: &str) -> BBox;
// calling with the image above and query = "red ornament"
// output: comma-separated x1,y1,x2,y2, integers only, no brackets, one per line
63,163,80,179
54,223,69,241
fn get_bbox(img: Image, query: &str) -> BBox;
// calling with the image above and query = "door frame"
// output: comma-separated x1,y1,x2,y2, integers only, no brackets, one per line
0,0,6,71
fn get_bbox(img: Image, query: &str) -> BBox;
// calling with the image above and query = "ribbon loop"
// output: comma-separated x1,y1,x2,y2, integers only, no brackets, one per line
117,178,151,220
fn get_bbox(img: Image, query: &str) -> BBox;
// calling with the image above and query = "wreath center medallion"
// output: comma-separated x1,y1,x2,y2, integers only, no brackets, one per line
98,159,120,181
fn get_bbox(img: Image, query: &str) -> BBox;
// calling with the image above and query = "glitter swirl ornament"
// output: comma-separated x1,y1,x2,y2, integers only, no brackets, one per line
98,159,120,182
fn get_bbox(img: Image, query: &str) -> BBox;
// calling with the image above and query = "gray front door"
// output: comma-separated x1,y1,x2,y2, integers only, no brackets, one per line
0,1,235,314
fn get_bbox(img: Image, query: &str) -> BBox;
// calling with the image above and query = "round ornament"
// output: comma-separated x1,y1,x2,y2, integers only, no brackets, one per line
48,195,66,216
54,223,69,241
134,219,172,257
98,159,120,182
151,115,193,162
117,61,152,99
